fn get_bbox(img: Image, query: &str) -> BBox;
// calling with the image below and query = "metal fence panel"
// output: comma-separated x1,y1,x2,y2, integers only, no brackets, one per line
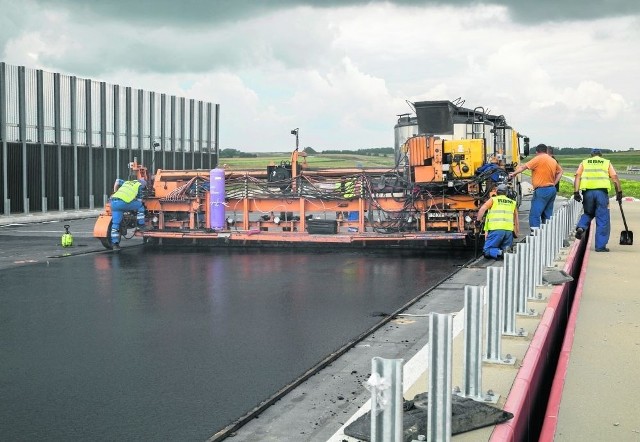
91,81,101,146
25,68,38,143
59,74,72,145
6,65,20,141
75,79,87,146
43,71,55,143
1,63,219,215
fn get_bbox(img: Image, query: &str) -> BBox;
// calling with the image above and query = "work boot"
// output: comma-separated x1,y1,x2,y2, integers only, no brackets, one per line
575,227,584,240
595,247,610,252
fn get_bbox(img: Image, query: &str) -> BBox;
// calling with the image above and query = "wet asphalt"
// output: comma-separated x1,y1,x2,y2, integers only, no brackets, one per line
0,217,472,440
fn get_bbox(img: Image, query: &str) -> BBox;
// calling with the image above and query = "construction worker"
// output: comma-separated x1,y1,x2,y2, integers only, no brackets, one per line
476,184,519,260
110,176,147,250
508,143,563,228
573,148,623,252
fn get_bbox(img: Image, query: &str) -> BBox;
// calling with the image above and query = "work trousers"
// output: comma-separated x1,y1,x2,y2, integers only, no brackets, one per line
530,186,557,228
576,189,611,250
110,198,145,245
483,229,514,259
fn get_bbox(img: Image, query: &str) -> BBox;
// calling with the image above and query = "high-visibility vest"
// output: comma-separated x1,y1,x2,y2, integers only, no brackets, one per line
579,157,611,191
112,181,141,203
485,196,516,231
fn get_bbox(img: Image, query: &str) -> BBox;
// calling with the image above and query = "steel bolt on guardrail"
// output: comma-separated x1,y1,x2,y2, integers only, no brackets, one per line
369,357,403,442
367,200,584,441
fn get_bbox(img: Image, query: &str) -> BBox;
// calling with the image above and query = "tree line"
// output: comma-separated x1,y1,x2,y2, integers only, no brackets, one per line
552,147,615,155
219,148,258,158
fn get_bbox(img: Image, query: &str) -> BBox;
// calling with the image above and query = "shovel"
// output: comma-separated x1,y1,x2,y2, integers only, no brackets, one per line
618,200,633,245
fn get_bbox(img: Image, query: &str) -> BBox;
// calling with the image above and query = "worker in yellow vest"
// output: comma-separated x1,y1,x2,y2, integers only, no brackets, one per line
110,176,147,250
476,184,519,260
573,148,622,252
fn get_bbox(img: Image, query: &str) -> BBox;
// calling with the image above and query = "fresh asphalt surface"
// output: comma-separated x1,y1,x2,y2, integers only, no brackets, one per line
0,217,472,440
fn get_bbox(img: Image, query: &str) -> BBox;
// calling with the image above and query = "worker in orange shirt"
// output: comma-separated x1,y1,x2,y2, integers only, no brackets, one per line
508,143,563,229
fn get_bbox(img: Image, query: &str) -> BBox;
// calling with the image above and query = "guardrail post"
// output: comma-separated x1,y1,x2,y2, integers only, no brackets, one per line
369,357,403,442
550,214,558,263
531,228,543,288
541,221,551,268
427,313,453,442
551,211,560,260
524,233,534,300
485,267,502,361
516,241,528,314
486,267,515,371
502,252,527,336
562,203,568,241
517,241,537,316
461,285,483,401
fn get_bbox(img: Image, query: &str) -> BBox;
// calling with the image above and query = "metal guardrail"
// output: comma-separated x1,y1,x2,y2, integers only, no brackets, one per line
367,199,582,441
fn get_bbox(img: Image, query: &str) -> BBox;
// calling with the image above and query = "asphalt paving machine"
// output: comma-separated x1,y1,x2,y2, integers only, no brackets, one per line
94,99,529,250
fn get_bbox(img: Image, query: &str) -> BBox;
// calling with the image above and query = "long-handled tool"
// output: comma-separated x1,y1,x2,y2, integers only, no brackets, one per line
618,200,633,245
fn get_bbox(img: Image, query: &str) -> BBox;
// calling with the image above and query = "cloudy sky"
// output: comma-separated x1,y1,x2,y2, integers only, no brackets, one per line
1,0,639,152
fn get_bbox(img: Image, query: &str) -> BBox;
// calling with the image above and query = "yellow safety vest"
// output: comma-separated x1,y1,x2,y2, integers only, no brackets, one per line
579,158,611,191
485,196,516,231
112,181,141,203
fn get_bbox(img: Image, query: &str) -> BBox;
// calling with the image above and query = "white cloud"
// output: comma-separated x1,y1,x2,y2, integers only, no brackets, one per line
1,1,639,151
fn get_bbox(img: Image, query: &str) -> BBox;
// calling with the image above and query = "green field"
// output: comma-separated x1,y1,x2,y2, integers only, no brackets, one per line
557,177,640,199
553,151,640,170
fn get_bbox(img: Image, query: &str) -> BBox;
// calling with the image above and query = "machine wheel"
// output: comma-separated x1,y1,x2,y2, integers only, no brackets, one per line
94,214,115,249
99,236,114,250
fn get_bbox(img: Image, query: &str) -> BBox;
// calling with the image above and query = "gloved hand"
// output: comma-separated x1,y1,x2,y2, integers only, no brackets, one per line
573,191,582,202
616,191,623,202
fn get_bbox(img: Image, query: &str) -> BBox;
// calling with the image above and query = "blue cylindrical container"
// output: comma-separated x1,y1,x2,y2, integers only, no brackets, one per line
209,169,226,229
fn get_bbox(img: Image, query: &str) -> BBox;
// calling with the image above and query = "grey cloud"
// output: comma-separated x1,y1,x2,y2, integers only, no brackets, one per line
37,33,245,77
0,1,30,44
31,0,640,25
30,5,339,77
